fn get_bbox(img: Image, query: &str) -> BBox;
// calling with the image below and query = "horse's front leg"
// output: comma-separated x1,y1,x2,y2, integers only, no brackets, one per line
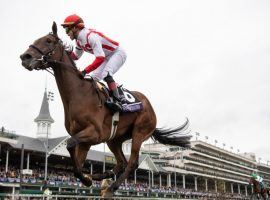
66,126,100,187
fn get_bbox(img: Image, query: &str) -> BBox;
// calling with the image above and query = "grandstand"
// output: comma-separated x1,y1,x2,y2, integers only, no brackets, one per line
1,127,269,199
142,140,270,196
0,90,269,199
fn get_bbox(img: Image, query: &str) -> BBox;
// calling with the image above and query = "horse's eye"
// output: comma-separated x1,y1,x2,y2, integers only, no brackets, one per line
46,38,52,44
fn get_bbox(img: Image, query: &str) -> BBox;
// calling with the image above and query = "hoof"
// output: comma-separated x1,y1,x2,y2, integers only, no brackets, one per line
100,178,114,190
101,187,114,198
81,175,92,187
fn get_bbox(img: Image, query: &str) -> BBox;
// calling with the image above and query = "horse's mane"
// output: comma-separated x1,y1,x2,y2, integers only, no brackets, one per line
64,49,78,70
53,35,78,72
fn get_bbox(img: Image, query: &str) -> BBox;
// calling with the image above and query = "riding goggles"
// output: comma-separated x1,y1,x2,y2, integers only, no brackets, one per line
65,27,72,34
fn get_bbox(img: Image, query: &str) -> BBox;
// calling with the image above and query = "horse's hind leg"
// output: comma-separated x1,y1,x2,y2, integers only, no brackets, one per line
91,138,128,181
107,129,153,194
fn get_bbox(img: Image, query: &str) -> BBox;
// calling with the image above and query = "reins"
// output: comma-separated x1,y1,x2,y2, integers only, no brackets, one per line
29,33,103,107
29,36,78,76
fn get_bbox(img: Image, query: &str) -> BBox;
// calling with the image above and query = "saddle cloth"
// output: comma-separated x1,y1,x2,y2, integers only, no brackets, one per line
96,82,143,113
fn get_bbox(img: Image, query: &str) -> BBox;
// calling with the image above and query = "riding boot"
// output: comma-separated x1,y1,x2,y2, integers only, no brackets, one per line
104,75,123,112
117,87,128,104
105,89,122,112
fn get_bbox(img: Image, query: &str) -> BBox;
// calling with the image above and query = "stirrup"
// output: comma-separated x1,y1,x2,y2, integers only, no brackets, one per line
121,98,128,104
105,99,122,112
111,95,126,105
119,95,127,104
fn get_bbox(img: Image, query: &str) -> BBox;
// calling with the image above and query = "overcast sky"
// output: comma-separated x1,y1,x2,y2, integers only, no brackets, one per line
1,0,270,163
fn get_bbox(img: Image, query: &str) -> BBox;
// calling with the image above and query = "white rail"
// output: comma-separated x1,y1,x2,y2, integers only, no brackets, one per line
0,193,194,200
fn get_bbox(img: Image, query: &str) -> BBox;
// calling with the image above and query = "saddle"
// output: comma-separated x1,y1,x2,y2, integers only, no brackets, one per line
95,81,143,113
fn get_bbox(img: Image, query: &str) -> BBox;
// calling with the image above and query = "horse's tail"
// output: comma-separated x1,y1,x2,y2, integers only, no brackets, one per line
151,118,192,148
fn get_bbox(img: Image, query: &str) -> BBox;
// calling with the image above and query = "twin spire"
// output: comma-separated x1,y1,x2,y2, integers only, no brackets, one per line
34,89,54,140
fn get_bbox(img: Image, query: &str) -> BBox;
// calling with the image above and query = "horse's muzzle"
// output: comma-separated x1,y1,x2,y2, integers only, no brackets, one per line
21,61,34,71
20,53,32,70
20,53,32,62
20,53,41,70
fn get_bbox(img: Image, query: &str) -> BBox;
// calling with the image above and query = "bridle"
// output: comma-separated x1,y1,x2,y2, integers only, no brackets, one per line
29,44,56,65
29,33,102,105
27,33,88,87
29,33,64,74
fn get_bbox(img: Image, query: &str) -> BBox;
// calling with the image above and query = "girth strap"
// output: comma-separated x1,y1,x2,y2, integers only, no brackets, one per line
108,112,119,140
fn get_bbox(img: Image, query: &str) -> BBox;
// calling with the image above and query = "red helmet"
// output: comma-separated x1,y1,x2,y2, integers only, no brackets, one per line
61,14,85,29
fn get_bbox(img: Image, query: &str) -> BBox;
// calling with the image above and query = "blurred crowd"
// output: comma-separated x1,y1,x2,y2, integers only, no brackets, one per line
0,165,249,199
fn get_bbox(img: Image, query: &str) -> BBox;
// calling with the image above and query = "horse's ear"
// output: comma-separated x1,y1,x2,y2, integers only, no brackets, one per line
52,21,58,36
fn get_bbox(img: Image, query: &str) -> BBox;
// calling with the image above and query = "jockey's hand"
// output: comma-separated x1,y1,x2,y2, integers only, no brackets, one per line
78,70,87,79
62,41,73,54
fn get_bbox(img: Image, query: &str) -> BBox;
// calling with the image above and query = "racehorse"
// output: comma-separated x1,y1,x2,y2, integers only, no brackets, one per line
249,177,270,200
20,22,191,197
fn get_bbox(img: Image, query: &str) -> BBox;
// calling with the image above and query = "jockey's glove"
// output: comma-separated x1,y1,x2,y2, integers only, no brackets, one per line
81,70,87,77
62,41,73,53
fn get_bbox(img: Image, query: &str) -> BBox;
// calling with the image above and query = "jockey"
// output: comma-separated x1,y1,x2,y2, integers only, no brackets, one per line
251,173,265,189
61,14,127,111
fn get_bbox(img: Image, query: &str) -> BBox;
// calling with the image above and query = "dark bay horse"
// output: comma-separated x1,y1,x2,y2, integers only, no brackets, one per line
249,177,270,200
20,22,191,197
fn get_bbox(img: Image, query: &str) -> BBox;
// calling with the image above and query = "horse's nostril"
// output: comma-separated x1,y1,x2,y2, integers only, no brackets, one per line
20,53,32,61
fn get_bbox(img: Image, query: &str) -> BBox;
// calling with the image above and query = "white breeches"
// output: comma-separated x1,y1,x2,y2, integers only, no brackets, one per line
91,46,127,80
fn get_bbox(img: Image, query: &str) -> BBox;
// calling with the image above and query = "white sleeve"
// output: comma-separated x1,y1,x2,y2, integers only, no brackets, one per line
88,34,105,57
